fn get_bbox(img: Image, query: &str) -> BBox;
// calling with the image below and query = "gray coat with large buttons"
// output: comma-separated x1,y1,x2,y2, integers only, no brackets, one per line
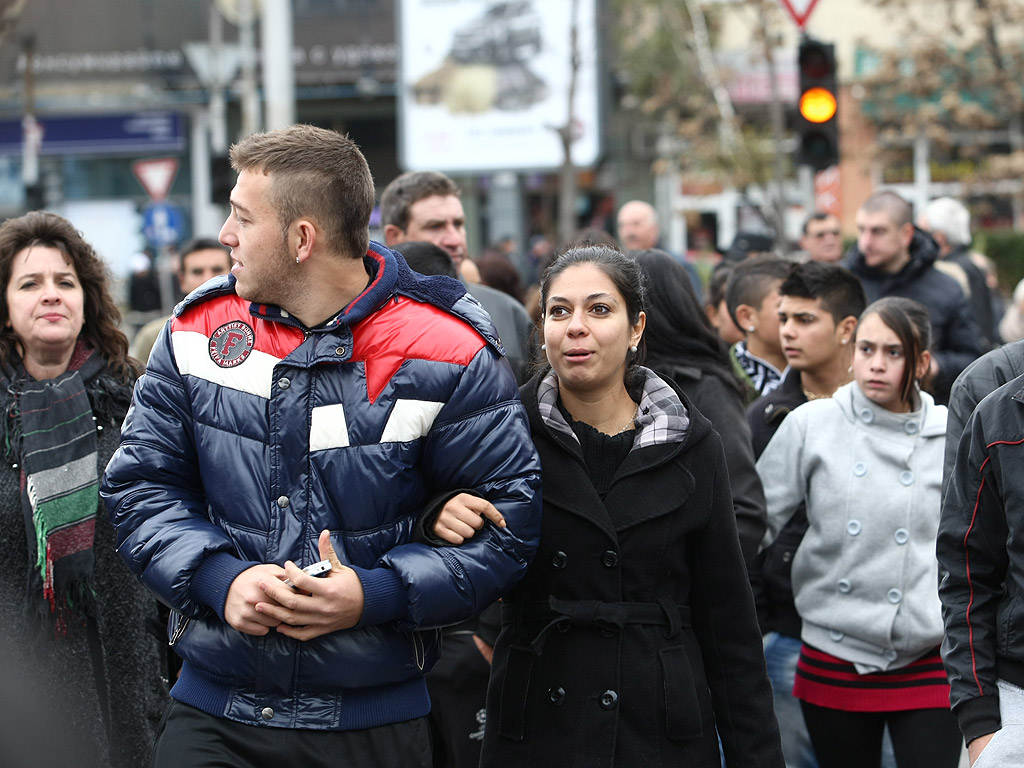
757,381,947,673
479,368,783,768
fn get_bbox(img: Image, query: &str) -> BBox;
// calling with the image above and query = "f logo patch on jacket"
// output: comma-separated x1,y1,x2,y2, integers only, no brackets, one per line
209,321,255,368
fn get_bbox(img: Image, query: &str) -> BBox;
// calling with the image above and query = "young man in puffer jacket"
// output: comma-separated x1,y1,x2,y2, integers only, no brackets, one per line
102,124,542,768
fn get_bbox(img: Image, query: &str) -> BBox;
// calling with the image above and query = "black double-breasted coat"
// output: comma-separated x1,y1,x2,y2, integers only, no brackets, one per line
479,369,783,768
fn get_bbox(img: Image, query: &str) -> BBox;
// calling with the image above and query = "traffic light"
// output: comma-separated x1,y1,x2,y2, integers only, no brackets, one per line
796,37,838,171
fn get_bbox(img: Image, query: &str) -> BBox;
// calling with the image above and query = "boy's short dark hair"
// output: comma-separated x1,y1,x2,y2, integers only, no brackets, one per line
779,261,867,323
725,256,792,327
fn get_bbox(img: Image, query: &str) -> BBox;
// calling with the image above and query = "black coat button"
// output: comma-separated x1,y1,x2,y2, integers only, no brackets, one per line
601,550,619,568
599,690,618,710
552,551,568,569
548,686,566,706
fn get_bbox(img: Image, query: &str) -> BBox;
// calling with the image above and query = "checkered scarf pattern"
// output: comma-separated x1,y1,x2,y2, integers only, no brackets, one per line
536,366,689,448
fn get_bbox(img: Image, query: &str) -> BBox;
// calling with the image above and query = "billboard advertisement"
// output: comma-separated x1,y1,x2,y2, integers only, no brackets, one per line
397,0,601,173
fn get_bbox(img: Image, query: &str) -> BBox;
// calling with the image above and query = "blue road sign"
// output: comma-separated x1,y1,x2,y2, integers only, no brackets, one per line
143,200,185,247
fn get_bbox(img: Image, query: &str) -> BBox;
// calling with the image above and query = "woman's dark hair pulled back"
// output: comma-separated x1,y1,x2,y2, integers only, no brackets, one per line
539,244,647,377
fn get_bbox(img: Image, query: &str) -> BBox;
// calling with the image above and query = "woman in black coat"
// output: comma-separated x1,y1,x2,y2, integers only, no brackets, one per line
631,248,767,564
433,246,782,767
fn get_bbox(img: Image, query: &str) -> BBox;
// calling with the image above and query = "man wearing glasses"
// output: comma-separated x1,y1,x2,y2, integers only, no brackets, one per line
800,212,843,263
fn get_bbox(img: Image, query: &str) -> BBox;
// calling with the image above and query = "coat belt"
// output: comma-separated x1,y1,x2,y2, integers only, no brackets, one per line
501,596,691,656
494,596,691,741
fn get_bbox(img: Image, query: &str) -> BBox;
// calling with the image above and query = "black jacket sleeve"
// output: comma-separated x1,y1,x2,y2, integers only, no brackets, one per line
937,394,1012,743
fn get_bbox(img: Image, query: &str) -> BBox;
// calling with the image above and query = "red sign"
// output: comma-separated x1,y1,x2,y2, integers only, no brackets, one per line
814,165,841,218
132,157,180,201
778,0,821,28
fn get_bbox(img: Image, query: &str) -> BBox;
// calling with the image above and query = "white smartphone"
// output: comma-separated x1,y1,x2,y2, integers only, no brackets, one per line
282,559,333,588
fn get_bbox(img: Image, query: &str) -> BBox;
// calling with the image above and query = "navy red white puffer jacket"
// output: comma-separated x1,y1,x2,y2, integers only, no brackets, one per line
102,243,541,731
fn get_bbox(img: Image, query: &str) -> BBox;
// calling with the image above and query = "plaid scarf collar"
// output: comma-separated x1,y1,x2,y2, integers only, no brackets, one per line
536,366,690,449
3,341,104,633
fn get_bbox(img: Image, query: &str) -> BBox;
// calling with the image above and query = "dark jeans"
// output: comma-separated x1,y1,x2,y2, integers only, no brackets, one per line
151,700,431,768
800,701,961,768
425,630,491,768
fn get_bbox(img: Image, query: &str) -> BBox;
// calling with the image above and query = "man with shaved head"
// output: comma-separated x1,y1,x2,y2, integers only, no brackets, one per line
845,190,980,402
616,199,702,297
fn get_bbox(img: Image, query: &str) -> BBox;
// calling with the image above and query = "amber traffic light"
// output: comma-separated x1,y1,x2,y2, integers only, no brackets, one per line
797,38,838,170
799,87,837,124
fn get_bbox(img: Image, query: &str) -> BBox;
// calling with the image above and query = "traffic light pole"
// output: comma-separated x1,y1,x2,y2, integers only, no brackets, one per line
760,4,787,245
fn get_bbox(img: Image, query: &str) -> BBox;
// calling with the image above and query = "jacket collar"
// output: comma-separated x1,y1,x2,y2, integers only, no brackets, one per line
753,366,807,428
248,244,403,332
533,366,691,449
846,226,940,282
172,242,478,335
833,380,945,437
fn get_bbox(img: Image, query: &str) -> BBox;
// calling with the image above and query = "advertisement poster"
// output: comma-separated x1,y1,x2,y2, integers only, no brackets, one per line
398,0,600,172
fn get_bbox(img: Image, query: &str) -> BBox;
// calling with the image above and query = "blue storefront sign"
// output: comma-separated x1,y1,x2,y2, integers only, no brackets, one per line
0,111,185,156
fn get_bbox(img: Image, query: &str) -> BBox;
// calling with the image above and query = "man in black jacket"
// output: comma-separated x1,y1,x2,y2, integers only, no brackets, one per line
748,260,866,768
845,190,980,403
943,339,1024,487
938,373,1024,766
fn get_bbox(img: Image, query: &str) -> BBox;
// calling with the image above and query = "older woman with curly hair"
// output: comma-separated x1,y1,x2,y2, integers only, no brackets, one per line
0,212,165,767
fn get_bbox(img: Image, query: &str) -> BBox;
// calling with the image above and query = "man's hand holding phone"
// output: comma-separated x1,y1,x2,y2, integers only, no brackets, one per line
224,563,289,636
253,529,365,641
282,558,332,587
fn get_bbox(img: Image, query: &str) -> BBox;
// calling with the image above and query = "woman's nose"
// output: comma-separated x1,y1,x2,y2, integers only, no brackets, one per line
566,310,586,334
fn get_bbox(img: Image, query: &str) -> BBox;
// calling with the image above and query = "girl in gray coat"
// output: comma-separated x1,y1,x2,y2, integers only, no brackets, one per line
757,297,961,768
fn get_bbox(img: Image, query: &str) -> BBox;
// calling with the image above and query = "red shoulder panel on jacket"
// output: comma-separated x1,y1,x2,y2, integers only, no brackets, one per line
351,296,486,403
171,294,306,361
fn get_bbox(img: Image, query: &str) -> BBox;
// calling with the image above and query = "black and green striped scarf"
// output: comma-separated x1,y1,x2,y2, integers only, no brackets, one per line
5,342,104,633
